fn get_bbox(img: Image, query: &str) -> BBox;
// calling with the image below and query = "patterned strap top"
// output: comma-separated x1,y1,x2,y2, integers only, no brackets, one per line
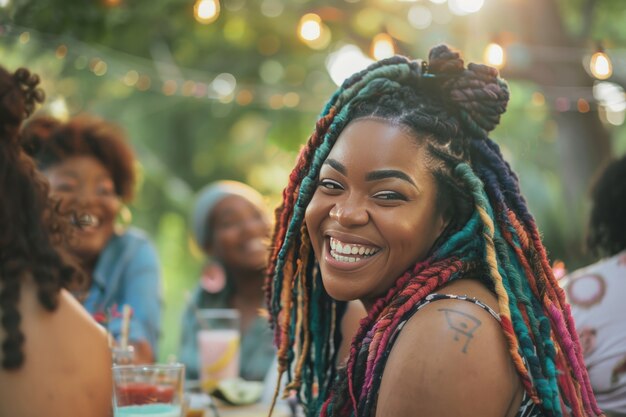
384,293,545,417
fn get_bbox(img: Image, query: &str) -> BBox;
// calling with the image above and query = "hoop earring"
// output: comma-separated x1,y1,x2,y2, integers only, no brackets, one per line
115,203,133,234
200,260,226,294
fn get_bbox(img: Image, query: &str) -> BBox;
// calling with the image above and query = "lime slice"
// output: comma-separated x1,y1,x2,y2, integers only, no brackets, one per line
213,378,264,405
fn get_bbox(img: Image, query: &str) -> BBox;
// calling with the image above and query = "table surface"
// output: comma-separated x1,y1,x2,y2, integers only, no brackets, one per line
186,397,292,417
213,402,291,417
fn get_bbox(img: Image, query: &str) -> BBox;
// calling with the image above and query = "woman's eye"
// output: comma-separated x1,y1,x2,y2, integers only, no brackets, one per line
318,179,343,190
53,183,76,192
97,186,115,196
373,191,407,201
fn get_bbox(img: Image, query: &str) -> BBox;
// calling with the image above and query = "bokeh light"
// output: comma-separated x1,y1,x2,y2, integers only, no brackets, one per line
260,0,284,17
55,44,68,59
212,73,237,97
259,60,284,84
408,5,432,30
326,44,374,86
162,80,178,96
448,0,484,15
298,14,322,42
194,0,220,24
593,81,625,126
589,51,612,80
49,97,69,121
371,33,395,60
484,43,505,68
123,70,139,86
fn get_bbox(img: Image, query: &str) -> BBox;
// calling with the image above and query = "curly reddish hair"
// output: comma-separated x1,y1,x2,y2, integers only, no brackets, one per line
22,114,136,202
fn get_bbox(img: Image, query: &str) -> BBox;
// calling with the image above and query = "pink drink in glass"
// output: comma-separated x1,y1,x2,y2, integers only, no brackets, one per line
197,328,240,391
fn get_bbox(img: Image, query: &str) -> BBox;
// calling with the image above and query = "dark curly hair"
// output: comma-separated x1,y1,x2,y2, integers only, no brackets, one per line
586,154,626,257
22,114,136,202
0,65,82,370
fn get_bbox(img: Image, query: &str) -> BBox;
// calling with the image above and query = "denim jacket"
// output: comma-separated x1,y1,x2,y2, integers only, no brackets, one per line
83,227,162,355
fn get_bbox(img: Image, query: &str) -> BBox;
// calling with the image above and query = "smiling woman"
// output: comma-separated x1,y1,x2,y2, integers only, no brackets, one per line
22,115,162,364
178,180,276,382
305,120,446,308
265,45,604,417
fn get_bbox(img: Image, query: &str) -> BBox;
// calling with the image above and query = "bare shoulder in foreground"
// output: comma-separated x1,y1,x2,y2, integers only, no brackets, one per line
0,279,112,417
376,279,523,417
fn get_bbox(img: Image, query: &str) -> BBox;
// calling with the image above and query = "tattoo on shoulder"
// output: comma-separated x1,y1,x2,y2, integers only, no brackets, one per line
438,308,482,353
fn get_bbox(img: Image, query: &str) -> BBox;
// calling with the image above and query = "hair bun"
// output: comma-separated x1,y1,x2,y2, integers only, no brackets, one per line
427,44,464,76
13,68,45,118
427,45,509,139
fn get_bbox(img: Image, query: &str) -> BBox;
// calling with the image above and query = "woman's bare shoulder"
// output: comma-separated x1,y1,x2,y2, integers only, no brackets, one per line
0,284,112,417
375,289,521,417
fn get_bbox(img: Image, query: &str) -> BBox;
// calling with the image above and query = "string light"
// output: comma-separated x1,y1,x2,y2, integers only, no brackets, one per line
55,45,68,59
371,33,395,61
589,47,612,80
6,24,622,115
298,13,322,42
577,98,590,113
123,70,139,87
194,0,220,24
484,42,505,68
297,13,331,50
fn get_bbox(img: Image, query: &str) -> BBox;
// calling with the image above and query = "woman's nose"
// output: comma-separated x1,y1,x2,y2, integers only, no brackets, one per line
329,199,369,227
241,216,268,236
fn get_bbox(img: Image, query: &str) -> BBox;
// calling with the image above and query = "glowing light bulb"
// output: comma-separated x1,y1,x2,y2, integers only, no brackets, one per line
449,0,484,15
484,43,505,68
590,51,612,80
298,13,322,42
194,0,220,24
371,33,395,61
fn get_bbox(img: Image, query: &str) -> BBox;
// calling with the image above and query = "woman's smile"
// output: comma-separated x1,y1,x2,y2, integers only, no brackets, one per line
304,119,446,303
325,236,382,269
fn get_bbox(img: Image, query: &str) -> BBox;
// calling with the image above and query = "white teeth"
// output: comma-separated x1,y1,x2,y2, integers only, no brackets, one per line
330,252,361,263
328,237,379,263
78,213,100,227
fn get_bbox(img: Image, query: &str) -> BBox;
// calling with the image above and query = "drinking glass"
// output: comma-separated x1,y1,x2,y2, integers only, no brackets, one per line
113,363,185,417
195,309,241,392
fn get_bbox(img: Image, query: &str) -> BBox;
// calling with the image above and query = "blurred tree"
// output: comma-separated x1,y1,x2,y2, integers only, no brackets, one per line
3,0,625,359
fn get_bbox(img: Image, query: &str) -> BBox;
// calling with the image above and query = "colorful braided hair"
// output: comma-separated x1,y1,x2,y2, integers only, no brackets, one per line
265,45,602,417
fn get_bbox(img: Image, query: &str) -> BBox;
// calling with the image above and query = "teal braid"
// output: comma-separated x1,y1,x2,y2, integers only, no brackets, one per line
478,166,560,383
455,163,562,415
